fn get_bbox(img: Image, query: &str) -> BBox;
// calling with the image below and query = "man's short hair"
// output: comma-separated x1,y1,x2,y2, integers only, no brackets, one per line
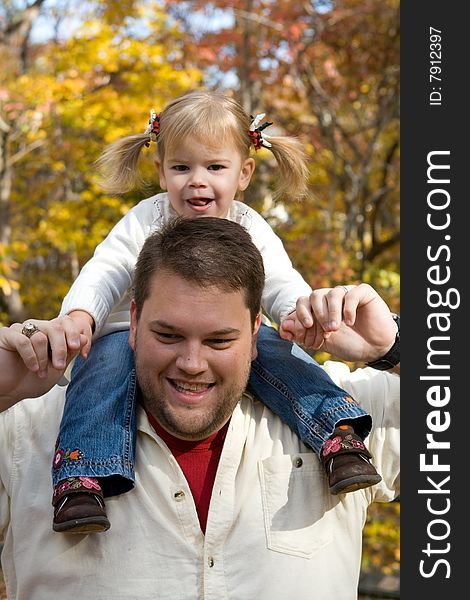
133,217,265,326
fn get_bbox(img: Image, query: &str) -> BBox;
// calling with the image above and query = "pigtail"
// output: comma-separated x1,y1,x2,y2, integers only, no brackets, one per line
249,114,309,201
266,135,309,202
94,134,151,195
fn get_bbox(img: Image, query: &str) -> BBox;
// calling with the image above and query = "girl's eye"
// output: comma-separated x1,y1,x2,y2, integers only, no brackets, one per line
208,164,226,171
172,165,188,172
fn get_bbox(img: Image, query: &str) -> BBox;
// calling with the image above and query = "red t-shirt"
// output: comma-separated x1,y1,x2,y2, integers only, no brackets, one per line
146,411,229,534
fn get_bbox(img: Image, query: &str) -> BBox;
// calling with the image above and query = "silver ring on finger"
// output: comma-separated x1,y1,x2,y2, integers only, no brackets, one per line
21,322,40,339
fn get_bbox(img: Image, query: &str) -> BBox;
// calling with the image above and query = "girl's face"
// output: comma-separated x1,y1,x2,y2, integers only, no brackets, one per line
158,136,255,219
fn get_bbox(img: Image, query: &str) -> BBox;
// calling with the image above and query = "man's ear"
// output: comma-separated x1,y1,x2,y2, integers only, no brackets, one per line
239,158,255,192
155,158,167,190
251,312,262,361
129,299,137,351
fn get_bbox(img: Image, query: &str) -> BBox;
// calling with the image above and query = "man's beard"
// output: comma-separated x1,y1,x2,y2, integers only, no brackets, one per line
134,339,251,440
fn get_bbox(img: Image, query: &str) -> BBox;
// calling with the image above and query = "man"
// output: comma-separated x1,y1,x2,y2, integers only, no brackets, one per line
0,217,399,600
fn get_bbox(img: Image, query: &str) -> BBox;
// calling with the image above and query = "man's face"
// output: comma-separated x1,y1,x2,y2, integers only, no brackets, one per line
129,270,261,441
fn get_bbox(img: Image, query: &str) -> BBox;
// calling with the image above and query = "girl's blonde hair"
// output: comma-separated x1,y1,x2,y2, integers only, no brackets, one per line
96,90,309,201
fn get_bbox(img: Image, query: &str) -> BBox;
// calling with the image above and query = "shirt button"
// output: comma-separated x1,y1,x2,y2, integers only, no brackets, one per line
174,490,185,501
293,457,303,468
208,556,215,568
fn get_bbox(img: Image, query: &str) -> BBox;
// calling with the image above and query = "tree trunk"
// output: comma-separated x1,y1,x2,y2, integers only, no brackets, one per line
0,127,24,323
0,0,47,323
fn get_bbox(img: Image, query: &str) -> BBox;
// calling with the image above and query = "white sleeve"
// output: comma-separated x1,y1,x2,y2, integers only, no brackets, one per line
0,404,14,533
60,198,157,334
246,209,312,324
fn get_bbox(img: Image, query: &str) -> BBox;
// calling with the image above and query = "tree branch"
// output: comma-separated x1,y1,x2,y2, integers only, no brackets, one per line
8,139,47,167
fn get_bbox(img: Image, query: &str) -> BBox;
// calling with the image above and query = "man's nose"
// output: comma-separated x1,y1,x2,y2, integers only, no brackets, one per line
175,342,208,373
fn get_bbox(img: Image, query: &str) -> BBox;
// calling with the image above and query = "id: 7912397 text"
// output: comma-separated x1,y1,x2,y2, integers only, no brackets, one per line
429,26,442,106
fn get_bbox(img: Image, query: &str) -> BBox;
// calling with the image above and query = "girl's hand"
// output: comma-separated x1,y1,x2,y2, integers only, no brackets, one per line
67,310,95,358
279,296,324,349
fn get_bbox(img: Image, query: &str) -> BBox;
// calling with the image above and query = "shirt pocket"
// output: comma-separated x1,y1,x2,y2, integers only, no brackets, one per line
258,453,333,558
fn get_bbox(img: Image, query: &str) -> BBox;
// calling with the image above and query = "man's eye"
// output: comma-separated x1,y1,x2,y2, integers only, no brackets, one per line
155,332,180,342
207,338,234,347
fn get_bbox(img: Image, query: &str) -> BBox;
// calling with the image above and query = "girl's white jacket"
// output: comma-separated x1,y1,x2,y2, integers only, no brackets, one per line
60,193,312,337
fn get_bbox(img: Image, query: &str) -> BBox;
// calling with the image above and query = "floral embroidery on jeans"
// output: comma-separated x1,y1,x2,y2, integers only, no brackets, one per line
53,448,64,468
53,447,84,469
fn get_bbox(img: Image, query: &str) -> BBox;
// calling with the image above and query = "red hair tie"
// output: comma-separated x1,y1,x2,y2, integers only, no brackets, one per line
144,109,161,147
248,113,273,150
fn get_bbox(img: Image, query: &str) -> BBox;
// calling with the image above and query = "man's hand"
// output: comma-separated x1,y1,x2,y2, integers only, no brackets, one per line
0,318,87,412
280,284,398,364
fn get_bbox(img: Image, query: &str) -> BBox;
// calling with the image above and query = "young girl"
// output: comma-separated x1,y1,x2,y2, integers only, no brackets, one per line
51,90,380,533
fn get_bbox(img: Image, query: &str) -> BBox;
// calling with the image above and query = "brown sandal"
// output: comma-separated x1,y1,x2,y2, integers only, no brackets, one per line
52,477,110,533
321,425,382,495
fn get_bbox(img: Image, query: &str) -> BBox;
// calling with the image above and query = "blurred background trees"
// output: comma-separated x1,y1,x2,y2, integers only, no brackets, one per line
1,0,399,589
1,0,399,324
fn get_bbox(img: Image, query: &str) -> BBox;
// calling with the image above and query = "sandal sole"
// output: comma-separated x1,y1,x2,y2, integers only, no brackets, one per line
53,516,110,534
330,473,382,495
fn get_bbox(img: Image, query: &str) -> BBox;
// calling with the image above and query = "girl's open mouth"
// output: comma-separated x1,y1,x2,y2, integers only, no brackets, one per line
187,197,214,207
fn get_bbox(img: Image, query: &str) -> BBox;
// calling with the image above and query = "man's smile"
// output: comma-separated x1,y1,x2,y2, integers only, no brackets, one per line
167,378,216,406
169,379,215,393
